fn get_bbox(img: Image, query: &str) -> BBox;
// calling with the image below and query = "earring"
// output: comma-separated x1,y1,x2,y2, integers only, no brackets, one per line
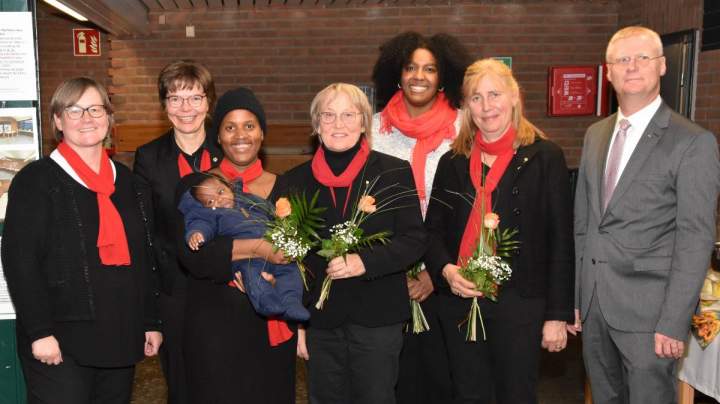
397,83,402,89
438,87,445,92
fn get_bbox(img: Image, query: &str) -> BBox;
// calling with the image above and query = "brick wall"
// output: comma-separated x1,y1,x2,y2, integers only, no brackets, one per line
106,0,620,167
35,0,720,170
37,3,111,155
696,51,720,135
616,0,720,144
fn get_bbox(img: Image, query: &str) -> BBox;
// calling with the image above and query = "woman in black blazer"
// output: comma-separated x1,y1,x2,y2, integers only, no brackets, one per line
424,59,574,403
279,83,427,404
133,60,222,404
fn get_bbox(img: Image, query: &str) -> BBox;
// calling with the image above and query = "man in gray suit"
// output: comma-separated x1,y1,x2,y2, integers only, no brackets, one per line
572,26,720,403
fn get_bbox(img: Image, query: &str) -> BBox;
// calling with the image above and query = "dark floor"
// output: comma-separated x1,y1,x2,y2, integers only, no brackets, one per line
130,335,718,404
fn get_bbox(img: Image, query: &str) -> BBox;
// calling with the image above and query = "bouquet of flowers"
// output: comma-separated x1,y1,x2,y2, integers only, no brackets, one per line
691,269,720,348
407,263,430,334
315,176,416,310
264,191,325,290
692,311,720,348
459,212,519,342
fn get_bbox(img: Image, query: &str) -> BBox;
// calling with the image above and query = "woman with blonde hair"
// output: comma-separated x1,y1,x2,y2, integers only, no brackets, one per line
424,59,574,403
281,83,427,404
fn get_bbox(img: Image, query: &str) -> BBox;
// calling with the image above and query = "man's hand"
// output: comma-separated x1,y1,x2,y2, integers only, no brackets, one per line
655,333,684,359
567,308,582,335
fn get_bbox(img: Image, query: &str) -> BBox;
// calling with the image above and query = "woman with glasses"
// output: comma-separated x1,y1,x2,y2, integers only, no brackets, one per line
280,83,427,404
370,31,471,404
424,58,574,403
133,60,222,404
2,77,162,404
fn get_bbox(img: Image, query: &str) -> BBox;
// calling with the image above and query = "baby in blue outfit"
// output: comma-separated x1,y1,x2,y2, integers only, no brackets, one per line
179,174,309,322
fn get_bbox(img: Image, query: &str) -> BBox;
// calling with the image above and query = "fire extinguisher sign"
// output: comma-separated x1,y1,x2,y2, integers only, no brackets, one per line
73,29,101,57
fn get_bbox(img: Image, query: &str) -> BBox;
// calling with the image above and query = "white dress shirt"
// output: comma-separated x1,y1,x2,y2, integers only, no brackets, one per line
604,95,662,189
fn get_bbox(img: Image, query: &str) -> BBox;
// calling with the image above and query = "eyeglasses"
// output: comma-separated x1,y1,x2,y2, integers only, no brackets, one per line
166,94,207,108
608,55,664,67
319,111,362,126
64,105,107,120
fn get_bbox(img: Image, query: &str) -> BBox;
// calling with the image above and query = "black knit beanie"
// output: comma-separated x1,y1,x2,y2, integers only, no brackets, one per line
212,87,267,135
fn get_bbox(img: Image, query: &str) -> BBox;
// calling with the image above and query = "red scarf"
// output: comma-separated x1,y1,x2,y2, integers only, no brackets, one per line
177,149,211,178
310,138,370,217
380,91,457,201
219,158,263,192
218,157,292,346
57,142,130,266
457,126,516,264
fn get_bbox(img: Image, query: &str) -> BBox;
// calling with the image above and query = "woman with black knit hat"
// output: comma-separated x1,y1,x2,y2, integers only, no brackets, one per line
175,87,296,404
370,31,472,404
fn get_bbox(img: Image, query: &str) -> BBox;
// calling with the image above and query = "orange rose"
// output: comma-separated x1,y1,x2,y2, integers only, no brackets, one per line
275,197,291,218
358,195,377,214
483,212,500,230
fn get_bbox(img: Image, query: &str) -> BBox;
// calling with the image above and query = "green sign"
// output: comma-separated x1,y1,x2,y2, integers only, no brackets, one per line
493,56,513,69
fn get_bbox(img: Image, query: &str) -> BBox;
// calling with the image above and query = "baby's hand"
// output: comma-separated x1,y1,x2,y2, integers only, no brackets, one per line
188,232,205,250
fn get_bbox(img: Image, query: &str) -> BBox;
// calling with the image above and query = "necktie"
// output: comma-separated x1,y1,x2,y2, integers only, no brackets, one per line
602,119,631,211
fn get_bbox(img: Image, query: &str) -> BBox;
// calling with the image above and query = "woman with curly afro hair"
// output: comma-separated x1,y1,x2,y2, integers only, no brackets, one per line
370,31,472,404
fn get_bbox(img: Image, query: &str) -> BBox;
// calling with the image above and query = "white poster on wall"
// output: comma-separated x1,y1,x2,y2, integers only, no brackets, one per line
0,12,38,101
0,107,39,220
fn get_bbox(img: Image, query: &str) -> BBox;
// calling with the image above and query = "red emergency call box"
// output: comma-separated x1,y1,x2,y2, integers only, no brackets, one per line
547,66,598,116
73,29,101,57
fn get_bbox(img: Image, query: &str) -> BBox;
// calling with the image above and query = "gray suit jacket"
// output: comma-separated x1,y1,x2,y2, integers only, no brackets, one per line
574,102,720,340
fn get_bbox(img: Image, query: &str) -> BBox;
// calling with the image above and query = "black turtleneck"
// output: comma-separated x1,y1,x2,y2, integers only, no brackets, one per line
323,139,362,176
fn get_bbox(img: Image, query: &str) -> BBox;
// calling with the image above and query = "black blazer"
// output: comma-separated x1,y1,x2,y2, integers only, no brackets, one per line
278,150,428,329
424,138,574,321
133,129,224,294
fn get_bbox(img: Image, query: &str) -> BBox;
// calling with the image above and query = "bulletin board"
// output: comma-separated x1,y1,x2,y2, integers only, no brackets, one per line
0,0,39,402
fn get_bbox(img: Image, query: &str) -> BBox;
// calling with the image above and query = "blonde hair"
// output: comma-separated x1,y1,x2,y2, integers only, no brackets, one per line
606,26,663,62
452,58,544,157
310,83,373,145
50,77,114,142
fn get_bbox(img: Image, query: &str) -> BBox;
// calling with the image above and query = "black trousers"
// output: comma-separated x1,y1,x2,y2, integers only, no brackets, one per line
396,295,452,404
435,289,546,404
158,284,189,404
19,352,135,404
306,322,404,404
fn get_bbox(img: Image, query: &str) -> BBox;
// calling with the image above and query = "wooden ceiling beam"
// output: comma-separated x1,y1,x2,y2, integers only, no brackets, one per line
139,0,162,11
60,0,149,36
155,0,178,10
175,0,195,9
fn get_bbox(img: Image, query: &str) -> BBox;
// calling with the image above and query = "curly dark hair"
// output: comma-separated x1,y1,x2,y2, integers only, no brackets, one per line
371,32,472,110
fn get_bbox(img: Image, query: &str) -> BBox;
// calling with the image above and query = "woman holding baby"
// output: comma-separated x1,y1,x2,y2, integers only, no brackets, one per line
175,87,297,404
